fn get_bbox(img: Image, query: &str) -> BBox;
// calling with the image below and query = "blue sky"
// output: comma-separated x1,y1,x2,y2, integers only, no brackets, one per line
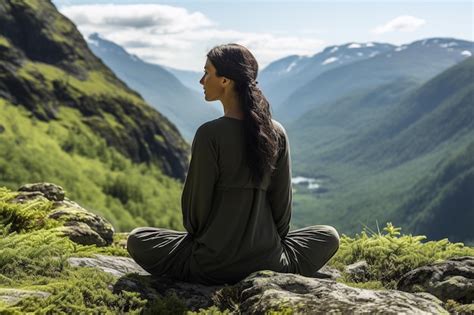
52,0,473,71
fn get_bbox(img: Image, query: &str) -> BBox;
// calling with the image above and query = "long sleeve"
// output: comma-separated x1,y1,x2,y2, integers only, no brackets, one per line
267,125,293,239
181,125,219,237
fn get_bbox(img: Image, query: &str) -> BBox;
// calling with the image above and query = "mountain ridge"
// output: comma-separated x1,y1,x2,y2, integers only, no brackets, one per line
86,32,222,142
286,57,474,243
278,38,472,124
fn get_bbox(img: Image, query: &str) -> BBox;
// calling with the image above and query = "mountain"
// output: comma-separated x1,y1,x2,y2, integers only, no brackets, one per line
162,65,203,93
329,56,474,166
287,56,474,243
288,77,422,168
262,38,473,124
397,140,474,243
87,33,222,142
260,42,396,112
0,0,191,231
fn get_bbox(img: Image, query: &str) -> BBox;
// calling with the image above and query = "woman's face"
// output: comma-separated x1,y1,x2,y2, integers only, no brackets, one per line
200,58,224,102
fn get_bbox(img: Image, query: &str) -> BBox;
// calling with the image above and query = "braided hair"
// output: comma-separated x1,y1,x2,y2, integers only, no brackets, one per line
207,43,282,184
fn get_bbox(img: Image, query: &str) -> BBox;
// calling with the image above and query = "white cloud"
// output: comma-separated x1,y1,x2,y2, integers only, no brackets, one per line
58,4,325,71
61,4,213,32
371,15,426,35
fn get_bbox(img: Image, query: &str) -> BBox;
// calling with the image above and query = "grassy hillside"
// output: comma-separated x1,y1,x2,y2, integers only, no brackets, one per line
336,56,474,167
289,77,421,168
0,100,185,232
0,0,191,232
289,57,474,243
397,140,474,243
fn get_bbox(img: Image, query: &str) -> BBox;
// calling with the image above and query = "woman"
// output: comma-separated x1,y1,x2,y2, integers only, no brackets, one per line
127,43,340,285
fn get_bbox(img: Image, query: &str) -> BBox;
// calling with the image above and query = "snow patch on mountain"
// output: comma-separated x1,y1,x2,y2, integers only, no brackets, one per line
440,42,459,48
322,57,338,65
369,51,379,58
348,43,362,49
285,61,298,72
395,46,408,52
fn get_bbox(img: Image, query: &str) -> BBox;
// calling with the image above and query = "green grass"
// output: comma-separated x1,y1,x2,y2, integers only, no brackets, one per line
329,223,474,289
0,99,184,233
0,35,11,48
18,61,143,104
1,193,472,313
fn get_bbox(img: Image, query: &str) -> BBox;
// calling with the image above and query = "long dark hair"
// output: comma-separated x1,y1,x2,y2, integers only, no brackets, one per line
207,43,282,184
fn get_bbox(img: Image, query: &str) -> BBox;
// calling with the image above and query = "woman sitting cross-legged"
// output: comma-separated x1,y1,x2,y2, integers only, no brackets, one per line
127,43,340,285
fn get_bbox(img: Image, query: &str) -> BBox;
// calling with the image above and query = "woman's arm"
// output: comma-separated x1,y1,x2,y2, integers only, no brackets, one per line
181,124,219,237
267,124,293,239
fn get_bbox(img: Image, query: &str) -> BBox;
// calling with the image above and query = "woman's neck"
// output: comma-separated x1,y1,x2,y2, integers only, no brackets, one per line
220,90,244,120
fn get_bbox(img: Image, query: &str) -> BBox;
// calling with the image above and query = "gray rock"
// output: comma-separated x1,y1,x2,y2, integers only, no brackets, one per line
10,191,48,203
9,182,114,246
0,288,51,306
17,182,65,201
345,260,370,282
67,254,447,313
313,265,342,280
68,254,149,278
397,256,474,303
53,222,108,247
48,201,114,246
218,270,447,314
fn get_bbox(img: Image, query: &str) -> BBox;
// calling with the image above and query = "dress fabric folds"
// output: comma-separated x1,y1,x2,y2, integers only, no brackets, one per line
127,117,339,285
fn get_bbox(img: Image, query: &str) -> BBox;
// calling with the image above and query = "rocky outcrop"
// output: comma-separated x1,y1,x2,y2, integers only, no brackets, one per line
65,254,448,314
68,254,149,278
17,182,65,201
397,256,474,304
222,271,447,314
47,199,114,246
12,182,114,246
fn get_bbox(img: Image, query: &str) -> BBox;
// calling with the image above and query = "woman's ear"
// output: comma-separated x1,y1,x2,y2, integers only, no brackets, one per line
221,77,233,88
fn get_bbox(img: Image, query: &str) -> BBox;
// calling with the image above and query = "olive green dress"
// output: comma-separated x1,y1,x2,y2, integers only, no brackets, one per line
127,117,340,285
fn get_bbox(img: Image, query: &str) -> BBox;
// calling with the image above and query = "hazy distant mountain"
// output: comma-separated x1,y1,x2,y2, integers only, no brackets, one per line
162,66,203,93
87,33,222,142
288,57,474,243
260,42,395,112
261,38,473,125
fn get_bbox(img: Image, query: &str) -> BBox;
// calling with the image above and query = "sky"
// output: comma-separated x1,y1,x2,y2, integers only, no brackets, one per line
52,0,474,71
